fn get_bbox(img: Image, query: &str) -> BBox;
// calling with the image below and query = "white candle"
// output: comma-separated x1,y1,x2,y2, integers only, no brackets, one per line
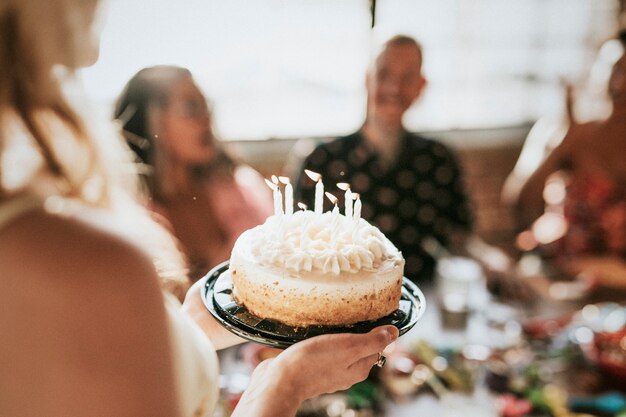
353,194,362,221
274,187,283,216
265,178,283,216
304,170,324,215
315,180,324,214
325,192,338,213
336,183,352,218
285,183,293,215
279,176,293,215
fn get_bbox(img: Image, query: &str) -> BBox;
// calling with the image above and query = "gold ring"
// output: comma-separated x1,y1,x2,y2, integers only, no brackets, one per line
375,352,386,368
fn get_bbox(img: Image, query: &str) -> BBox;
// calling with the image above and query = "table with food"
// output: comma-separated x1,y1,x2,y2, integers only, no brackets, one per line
384,256,626,417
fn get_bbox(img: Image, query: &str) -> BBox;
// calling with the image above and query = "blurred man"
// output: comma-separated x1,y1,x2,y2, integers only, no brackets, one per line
295,35,520,292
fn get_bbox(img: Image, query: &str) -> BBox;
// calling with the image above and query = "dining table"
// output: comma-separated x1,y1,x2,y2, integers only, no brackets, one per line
214,253,626,417
385,254,626,417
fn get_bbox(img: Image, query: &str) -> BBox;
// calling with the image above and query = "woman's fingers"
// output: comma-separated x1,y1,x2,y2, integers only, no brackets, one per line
327,326,398,358
351,326,398,356
348,352,382,375
263,326,399,402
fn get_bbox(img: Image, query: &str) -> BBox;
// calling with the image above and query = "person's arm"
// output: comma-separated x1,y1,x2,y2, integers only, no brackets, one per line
500,116,568,212
512,135,572,231
503,83,583,232
231,326,398,417
0,211,180,417
182,279,245,350
510,91,595,232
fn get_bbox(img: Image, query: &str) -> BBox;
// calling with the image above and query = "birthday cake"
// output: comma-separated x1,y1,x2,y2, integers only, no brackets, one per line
229,177,405,327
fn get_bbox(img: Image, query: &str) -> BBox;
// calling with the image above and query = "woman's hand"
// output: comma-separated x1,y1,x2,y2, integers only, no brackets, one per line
231,325,399,417
181,278,245,350
273,326,399,399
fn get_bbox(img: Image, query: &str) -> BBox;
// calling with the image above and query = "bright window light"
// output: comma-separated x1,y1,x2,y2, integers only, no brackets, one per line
80,0,619,140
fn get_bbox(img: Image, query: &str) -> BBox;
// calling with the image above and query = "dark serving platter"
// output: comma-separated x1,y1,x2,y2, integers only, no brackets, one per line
201,261,426,348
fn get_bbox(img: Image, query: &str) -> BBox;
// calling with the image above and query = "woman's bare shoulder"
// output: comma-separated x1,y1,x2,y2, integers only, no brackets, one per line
0,207,157,287
0,205,169,337
0,208,180,416
0,207,169,323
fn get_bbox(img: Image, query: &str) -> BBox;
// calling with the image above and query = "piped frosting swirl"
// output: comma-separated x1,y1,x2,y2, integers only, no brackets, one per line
249,210,402,275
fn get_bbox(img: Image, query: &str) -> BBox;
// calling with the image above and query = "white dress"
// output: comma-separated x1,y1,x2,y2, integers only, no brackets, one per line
0,194,220,417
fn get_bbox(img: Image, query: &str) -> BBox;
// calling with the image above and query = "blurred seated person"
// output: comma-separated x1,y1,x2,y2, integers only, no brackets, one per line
294,35,527,297
502,38,625,229
502,39,626,289
114,66,272,281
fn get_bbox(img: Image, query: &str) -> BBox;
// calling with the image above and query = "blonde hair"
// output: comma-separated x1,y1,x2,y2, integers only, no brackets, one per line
0,0,190,298
0,0,103,200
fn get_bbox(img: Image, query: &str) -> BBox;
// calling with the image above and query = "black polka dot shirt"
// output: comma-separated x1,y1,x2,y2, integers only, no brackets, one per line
294,130,474,284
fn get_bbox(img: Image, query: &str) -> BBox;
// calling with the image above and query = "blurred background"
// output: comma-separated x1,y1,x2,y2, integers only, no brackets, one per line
79,0,623,249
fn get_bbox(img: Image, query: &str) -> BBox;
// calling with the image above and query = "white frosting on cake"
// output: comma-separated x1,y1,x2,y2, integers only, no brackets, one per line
248,210,402,275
